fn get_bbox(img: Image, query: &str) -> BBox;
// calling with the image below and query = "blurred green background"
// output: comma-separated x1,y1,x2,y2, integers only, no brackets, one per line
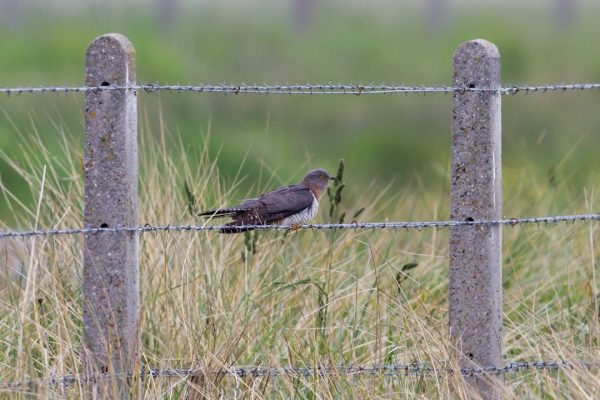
1,1,599,223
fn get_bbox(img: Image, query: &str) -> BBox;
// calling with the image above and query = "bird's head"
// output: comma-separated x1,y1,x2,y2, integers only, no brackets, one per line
302,168,333,197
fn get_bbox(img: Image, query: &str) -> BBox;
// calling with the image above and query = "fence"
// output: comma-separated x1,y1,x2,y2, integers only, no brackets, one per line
0,361,589,391
0,33,599,399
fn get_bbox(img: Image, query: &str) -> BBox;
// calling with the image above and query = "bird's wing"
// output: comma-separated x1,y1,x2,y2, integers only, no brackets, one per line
259,185,314,214
237,197,261,209
225,185,314,227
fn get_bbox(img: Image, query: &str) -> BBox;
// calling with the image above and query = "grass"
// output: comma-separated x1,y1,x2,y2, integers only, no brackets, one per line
2,4,600,222
2,4,600,397
0,111,599,399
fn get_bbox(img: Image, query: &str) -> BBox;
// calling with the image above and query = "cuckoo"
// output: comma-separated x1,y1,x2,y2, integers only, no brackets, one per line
198,169,333,233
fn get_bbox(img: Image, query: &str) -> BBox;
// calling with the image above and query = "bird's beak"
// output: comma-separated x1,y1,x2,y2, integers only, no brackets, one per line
329,177,335,181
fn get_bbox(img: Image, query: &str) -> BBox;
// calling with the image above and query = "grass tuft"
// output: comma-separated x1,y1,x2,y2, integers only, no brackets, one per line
0,113,599,398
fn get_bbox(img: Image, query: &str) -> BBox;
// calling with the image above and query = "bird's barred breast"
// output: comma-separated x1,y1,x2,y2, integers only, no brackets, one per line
280,194,319,226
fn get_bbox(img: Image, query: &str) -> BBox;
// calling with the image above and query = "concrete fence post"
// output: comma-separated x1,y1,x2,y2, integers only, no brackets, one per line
83,33,140,397
449,39,503,399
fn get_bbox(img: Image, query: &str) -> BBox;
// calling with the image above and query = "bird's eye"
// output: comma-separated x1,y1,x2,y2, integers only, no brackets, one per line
320,176,327,181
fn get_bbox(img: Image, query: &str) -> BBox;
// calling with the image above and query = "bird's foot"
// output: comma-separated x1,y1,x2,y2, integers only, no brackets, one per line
290,224,301,232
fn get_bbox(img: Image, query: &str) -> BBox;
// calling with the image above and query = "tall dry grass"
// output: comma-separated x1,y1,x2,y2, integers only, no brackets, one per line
0,113,599,399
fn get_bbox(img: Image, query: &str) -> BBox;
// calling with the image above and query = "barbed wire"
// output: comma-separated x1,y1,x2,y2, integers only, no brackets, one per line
0,360,591,391
0,213,597,239
1,82,600,96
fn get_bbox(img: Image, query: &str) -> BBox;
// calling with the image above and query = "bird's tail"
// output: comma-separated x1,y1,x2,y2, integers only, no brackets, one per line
198,207,259,233
197,208,242,218
219,222,257,234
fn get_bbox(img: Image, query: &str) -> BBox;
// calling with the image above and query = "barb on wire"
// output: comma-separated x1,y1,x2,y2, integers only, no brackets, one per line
0,213,598,239
1,82,600,96
0,360,590,391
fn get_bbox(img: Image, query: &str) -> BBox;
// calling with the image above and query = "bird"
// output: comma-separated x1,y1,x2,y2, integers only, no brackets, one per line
198,169,334,233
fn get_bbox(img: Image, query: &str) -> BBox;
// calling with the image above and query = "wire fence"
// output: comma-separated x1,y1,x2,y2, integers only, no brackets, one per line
0,360,591,391
1,82,600,96
1,213,598,239
2,40,600,398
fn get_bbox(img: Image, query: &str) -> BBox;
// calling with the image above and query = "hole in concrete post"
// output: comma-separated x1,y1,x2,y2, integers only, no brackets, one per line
467,83,476,88
465,217,474,222
100,81,110,86
100,223,109,228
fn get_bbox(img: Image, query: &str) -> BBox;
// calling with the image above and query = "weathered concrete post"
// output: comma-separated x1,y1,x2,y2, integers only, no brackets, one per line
83,33,139,397
449,39,503,398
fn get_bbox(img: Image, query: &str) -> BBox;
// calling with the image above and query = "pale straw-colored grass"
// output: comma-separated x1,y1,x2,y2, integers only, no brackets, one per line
1,114,599,399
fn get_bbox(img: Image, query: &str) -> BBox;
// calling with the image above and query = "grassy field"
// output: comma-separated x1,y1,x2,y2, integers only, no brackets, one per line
1,115,599,398
1,4,600,222
1,3,600,399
